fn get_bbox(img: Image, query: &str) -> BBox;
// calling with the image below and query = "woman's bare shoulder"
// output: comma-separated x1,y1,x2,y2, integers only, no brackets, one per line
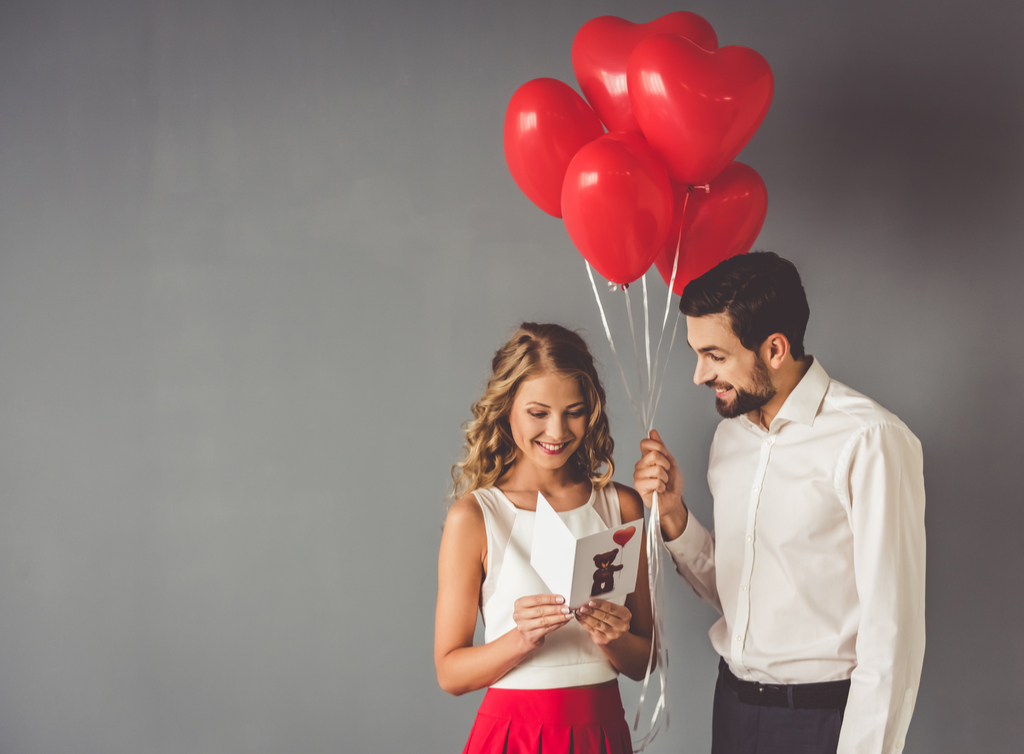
443,493,486,542
612,481,644,521
446,492,483,521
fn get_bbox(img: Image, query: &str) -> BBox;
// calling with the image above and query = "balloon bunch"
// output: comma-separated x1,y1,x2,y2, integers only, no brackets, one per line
504,11,772,292
503,13,774,752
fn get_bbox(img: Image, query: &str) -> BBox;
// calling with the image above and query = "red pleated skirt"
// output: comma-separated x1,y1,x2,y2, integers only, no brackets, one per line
462,680,633,754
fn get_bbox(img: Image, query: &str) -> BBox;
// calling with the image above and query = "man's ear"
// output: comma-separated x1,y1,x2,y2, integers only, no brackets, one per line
762,333,791,369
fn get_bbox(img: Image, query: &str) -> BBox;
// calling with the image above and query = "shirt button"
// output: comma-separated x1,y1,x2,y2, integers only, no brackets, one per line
746,535,752,542
744,675,752,681
734,635,742,642
752,485,759,492
742,584,748,591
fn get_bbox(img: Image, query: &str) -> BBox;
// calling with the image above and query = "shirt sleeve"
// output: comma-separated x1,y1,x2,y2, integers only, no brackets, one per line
836,423,926,754
663,511,722,615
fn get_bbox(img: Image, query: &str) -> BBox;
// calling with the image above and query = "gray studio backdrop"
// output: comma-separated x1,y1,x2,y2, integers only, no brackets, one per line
0,1,1021,752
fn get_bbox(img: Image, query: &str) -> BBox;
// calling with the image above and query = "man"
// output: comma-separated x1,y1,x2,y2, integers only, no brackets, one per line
634,252,925,754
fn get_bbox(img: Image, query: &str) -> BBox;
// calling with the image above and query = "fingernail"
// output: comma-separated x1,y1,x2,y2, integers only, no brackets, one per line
577,606,587,614
555,596,564,604
589,601,597,607
561,607,570,615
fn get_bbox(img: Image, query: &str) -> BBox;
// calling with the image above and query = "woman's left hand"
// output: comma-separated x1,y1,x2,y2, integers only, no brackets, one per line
575,599,632,646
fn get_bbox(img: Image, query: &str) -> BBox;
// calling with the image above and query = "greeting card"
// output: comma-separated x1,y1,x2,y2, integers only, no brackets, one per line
530,493,643,610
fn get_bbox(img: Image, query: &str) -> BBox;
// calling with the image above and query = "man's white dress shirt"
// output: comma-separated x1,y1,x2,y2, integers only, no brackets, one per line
665,358,925,754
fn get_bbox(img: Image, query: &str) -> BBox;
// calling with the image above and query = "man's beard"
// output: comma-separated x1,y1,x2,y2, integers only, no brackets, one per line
713,356,776,419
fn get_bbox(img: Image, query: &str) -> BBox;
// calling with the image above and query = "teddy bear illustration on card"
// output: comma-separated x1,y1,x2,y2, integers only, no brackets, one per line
590,548,623,596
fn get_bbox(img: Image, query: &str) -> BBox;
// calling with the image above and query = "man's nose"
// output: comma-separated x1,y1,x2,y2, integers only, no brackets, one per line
693,358,712,386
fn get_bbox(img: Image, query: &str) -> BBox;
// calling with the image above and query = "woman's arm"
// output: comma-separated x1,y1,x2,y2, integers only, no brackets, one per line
574,483,655,681
434,494,572,696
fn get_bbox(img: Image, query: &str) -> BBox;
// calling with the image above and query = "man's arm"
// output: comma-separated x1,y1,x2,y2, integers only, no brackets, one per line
837,423,926,754
634,430,722,614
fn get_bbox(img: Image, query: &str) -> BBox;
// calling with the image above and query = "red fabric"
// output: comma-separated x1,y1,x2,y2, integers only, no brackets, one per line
462,681,633,754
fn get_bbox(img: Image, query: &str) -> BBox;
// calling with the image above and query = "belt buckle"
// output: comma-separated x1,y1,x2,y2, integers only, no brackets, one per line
753,681,787,707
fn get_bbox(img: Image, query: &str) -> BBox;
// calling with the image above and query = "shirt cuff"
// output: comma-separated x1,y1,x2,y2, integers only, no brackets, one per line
663,511,709,563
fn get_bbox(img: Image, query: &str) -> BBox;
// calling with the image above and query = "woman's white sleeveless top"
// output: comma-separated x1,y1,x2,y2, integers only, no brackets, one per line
472,484,623,689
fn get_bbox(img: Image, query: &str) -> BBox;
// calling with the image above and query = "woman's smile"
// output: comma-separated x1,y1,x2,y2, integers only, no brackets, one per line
535,440,570,455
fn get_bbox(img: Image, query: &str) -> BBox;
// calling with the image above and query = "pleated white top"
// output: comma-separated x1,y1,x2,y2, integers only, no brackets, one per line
472,484,622,689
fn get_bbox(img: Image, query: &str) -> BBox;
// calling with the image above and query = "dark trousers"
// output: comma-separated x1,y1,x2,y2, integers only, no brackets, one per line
711,659,846,754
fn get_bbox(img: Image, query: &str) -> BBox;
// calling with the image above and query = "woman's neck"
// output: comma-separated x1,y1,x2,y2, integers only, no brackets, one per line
497,457,591,511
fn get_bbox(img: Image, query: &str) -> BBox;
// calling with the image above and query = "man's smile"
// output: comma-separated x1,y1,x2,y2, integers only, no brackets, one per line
709,382,735,399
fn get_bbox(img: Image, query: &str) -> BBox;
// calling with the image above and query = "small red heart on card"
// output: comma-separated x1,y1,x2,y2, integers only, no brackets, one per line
612,526,636,547
572,12,717,133
628,34,774,185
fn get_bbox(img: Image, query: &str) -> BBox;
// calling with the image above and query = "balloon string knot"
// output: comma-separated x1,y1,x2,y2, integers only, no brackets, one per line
688,183,711,194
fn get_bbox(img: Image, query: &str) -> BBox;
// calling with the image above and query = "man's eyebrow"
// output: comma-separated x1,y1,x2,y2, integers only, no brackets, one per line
686,340,724,354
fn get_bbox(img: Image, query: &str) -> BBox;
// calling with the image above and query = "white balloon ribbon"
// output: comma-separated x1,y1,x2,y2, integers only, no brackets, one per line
586,261,640,423
583,236,683,752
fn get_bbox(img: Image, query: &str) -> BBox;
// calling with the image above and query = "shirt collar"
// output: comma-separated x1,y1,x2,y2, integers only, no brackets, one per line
772,356,830,428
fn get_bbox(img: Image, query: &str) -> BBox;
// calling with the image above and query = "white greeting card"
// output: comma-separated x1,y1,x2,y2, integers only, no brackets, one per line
530,492,643,610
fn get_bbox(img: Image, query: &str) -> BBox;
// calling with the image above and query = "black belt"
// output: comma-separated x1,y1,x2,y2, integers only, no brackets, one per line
719,658,850,710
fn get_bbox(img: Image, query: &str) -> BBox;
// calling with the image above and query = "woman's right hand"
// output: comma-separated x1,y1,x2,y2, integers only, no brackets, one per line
512,594,572,651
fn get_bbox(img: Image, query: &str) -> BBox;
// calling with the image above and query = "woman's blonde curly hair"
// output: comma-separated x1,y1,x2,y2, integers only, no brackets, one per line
452,323,614,497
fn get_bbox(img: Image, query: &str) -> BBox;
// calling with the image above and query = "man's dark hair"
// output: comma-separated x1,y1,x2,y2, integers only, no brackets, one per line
679,252,810,359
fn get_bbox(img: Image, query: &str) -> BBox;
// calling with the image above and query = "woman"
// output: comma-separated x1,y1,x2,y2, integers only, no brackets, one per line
435,323,653,754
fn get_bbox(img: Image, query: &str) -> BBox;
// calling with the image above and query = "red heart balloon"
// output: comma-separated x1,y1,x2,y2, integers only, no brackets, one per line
612,526,636,547
628,34,774,185
655,162,768,295
503,78,605,218
561,132,673,285
572,13,717,133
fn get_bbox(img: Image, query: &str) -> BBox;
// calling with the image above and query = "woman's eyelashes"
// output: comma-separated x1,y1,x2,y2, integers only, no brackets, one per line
528,410,586,420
